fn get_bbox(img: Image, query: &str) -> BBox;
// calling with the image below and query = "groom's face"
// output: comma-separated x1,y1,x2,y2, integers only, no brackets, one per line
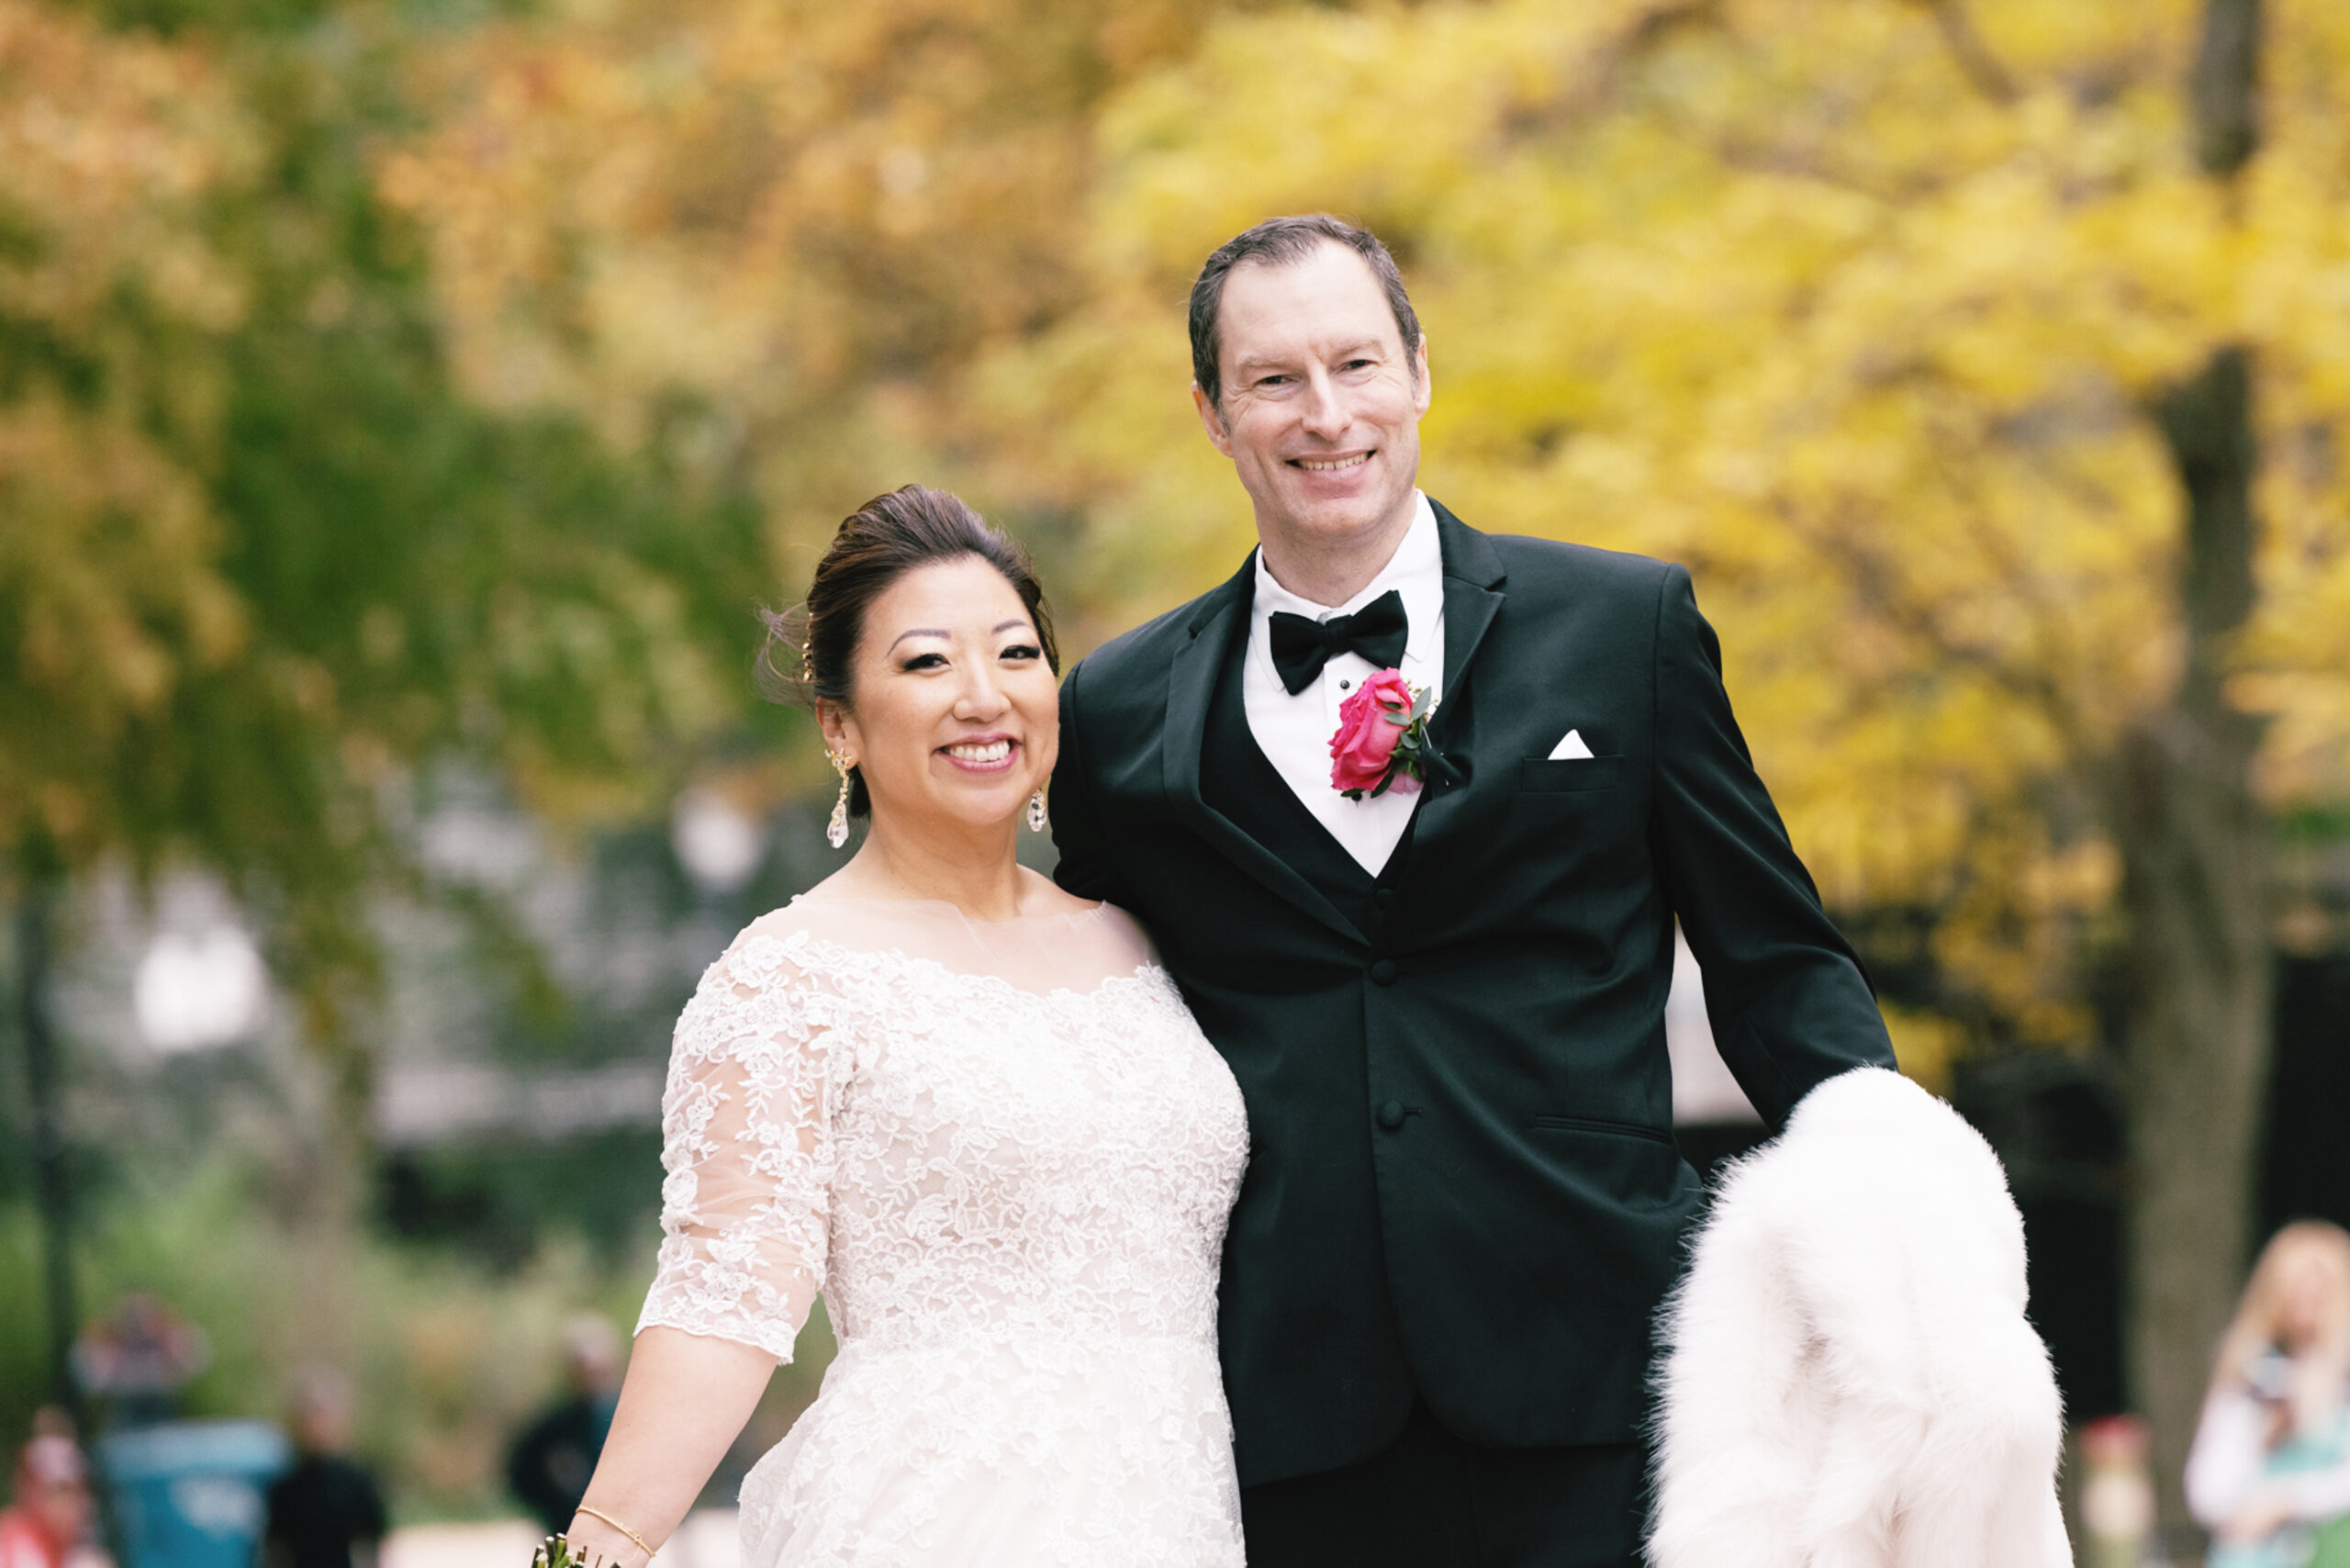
1195,241,1431,568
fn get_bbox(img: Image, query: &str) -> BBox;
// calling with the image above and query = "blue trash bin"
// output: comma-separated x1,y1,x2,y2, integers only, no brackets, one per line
100,1420,290,1568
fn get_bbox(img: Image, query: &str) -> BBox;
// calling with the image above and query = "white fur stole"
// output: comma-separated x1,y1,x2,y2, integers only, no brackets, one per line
1647,1067,2073,1568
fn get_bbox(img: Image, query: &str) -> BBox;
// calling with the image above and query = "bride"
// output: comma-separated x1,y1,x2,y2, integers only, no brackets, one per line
557,486,1249,1568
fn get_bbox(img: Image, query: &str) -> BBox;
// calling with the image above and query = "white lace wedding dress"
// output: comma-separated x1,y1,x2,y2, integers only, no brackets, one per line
634,894,1250,1568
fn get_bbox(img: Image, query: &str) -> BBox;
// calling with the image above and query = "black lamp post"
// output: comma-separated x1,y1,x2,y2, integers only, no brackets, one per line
15,863,80,1421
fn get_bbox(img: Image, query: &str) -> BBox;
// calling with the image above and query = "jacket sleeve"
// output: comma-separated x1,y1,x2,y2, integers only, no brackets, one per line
1051,658,1114,903
1650,564,1896,1125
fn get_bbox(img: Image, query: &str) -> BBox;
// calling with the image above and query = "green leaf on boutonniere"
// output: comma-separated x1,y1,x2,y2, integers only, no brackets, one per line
1337,678,1443,801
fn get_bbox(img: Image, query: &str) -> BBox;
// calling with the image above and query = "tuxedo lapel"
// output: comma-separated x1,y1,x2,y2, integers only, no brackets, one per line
1163,556,1362,946
1406,504,1510,850
1433,501,1507,699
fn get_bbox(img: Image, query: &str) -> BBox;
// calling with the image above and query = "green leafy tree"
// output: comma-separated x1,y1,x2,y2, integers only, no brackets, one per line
5,0,764,1070
1,0,768,1383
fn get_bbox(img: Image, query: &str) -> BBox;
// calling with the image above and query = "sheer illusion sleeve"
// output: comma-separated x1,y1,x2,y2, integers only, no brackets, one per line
635,922,848,1361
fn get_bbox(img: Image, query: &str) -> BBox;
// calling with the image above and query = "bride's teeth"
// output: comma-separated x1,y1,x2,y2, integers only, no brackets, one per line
947,741,1012,763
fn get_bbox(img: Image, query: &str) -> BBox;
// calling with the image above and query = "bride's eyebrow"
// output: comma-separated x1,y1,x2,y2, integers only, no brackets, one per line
885,621,1031,653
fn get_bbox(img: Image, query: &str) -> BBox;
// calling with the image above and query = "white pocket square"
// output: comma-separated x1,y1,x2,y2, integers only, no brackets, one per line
1548,729,1595,760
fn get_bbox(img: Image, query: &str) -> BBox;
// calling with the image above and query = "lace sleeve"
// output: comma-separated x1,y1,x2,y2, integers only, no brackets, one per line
635,924,845,1361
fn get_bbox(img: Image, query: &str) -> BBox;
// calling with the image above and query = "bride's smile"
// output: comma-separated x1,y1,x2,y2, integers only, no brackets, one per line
939,735,1016,771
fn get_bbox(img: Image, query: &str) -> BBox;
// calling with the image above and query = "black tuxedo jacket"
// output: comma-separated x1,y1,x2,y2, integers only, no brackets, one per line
1050,501,1895,1488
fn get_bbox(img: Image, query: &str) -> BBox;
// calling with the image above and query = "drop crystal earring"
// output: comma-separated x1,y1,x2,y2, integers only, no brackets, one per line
1026,790,1048,834
825,749,854,849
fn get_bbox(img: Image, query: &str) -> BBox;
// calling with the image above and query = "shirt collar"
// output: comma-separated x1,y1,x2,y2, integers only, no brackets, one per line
1252,491,1440,622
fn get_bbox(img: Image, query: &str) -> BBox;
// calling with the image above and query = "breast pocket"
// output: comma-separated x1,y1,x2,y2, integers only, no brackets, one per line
1518,756,1625,793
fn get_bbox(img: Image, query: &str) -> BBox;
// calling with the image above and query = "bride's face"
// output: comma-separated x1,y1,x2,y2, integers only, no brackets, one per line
822,555,1058,838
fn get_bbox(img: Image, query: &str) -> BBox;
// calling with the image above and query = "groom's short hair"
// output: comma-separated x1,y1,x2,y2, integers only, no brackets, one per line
1189,214,1423,414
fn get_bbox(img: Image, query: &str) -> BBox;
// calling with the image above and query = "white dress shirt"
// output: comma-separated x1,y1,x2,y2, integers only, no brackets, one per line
1244,492,1445,877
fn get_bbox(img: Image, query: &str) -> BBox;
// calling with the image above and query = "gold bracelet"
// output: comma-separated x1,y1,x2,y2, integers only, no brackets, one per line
573,1507,655,1562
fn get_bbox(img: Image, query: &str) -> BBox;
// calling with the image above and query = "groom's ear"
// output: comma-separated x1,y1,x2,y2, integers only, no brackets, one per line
1192,381,1235,457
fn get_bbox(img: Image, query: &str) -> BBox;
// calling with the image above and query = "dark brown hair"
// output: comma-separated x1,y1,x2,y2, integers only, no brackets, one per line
759,485,1058,819
1189,213,1423,412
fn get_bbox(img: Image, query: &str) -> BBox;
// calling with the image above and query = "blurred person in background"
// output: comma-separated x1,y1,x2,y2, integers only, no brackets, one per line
72,1293,207,1431
2188,1221,2350,1567
263,1372,386,1568
507,1316,622,1535
0,1420,93,1568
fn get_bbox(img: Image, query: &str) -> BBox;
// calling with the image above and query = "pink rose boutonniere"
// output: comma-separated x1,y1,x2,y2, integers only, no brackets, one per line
1329,668,1439,801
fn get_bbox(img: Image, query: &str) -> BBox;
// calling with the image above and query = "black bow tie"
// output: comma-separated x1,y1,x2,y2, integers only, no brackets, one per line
1268,589,1409,695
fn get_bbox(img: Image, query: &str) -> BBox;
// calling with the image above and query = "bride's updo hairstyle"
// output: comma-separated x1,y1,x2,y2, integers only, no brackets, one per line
760,485,1058,821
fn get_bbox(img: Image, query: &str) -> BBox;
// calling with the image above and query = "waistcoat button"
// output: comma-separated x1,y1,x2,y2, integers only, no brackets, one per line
1370,958,1399,986
1377,1101,1406,1131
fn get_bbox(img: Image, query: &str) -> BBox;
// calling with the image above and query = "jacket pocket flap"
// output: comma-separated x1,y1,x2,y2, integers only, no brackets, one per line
1529,1113,1674,1144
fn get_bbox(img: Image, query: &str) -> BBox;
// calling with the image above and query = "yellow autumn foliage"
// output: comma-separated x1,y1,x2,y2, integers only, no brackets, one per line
377,0,1218,575
962,0,2350,1046
0,0,255,855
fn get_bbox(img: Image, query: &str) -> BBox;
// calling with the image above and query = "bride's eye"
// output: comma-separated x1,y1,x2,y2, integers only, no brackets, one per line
1001,644,1042,662
900,652,948,672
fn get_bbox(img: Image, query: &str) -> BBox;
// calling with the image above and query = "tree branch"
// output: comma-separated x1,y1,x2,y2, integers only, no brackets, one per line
1501,0,1723,143
2190,0,2264,177
1918,0,2018,104
2154,346,2260,655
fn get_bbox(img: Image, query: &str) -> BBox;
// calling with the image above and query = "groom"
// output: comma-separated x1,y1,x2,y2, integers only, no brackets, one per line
1049,215,1897,1567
